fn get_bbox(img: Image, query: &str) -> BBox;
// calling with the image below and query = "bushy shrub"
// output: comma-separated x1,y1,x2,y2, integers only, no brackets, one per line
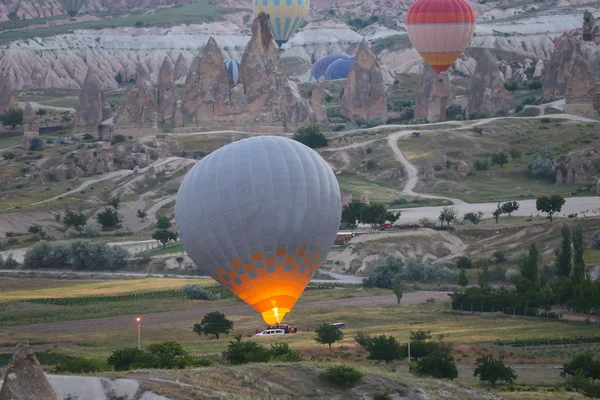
107,342,197,371
365,335,403,362
3,254,19,269
268,342,303,362
411,343,457,380
66,224,101,238
402,260,456,282
419,217,436,228
363,256,403,288
107,347,152,371
353,331,371,348
364,257,456,287
55,357,110,373
23,241,128,271
593,231,600,249
223,335,271,365
182,284,219,300
456,256,472,269
530,152,555,181
293,125,328,149
320,365,363,387
474,160,489,171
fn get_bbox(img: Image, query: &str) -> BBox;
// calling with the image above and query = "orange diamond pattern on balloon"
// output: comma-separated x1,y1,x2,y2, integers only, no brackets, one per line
212,249,323,325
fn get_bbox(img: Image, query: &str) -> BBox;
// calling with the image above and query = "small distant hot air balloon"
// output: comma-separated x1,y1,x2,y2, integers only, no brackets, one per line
59,0,87,18
224,60,241,86
405,0,476,75
311,54,351,81
252,0,310,48
176,136,341,325
324,57,355,81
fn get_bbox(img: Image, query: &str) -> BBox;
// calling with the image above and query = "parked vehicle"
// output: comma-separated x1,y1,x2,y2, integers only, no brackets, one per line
331,322,347,329
379,223,393,230
256,329,285,337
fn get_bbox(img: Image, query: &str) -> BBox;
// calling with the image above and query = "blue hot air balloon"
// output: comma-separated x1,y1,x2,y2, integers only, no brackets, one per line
324,57,355,81
311,54,351,81
224,60,241,86
59,0,87,17
252,0,310,48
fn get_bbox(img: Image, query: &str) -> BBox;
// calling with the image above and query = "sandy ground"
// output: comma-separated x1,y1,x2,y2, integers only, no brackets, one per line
3,291,449,334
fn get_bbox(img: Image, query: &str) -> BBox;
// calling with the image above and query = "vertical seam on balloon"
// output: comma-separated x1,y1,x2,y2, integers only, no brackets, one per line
246,137,264,269
220,140,243,268
290,141,310,261
262,137,277,257
272,138,293,254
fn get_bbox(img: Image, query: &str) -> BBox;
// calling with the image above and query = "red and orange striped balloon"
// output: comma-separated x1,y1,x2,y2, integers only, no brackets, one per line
405,0,476,75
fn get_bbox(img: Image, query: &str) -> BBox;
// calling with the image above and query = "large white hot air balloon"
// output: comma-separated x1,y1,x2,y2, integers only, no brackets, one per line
175,136,341,324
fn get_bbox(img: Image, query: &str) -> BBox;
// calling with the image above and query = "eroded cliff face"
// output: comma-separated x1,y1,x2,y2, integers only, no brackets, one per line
340,40,388,124
468,49,515,117
414,64,451,123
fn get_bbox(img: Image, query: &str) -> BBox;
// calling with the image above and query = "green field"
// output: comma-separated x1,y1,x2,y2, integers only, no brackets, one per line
0,1,235,43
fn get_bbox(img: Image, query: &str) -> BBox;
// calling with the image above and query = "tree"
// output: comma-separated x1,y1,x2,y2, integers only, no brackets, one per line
63,210,87,230
314,324,343,350
107,347,150,371
146,341,192,369
360,204,399,230
365,335,404,362
293,125,328,149
492,206,503,224
500,201,519,216
458,268,469,287
463,212,483,225
391,274,404,305
474,355,517,386
36,108,48,116
107,197,121,209
2,108,23,129
96,207,121,230
2,152,16,163
571,225,586,286
456,256,472,270
61,113,72,124
536,194,565,222
438,207,458,227
446,104,465,121
193,311,234,340
474,159,489,171
412,344,458,380
137,209,148,222
478,260,490,289
115,72,123,85
561,352,600,382
504,81,518,92
27,224,45,241
518,243,539,286
156,216,172,230
555,224,572,278
29,137,44,151
528,81,542,90
153,229,178,248
341,200,363,228
509,148,521,160
491,152,509,168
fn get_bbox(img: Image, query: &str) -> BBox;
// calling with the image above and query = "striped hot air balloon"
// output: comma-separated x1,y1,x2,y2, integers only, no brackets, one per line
176,136,341,325
405,0,476,75
252,0,310,48
59,0,87,18
224,60,241,86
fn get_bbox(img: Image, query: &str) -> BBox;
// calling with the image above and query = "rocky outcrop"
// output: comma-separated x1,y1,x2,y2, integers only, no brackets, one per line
311,87,328,123
0,342,62,400
174,52,188,82
175,13,314,132
73,69,113,136
179,37,232,125
115,63,158,133
0,70,18,113
468,50,515,117
157,57,178,125
340,40,387,124
360,193,370,205
22,103,35,130
583,10,600,43
341,190,353,206
415,65,450,122
596,179,600,194
20,103,39,150
423,165,435,180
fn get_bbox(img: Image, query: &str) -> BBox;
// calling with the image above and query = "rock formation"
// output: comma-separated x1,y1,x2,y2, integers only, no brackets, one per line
0,69,18,114
415,64,451,122
360,193,370,205
157,56,178,126
73,69,113,138
174,13,314,132
555,168,564,185
0,342,62,400
457,160,470,175
341,190,353,206
340,40,388,124
544,12,600,117
115,63,158,134
596,178,600,194
423,165,435,180
180,37,232,125
20,103,39,150
311,87,328,123
468,50,515,117
174,52,188,82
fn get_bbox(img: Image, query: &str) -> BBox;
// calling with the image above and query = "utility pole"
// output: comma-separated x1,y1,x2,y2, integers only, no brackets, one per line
136,317,141,350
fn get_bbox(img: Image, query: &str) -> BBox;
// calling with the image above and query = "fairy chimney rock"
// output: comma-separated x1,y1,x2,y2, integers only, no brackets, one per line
0,70,18,114
157,57,178,122
74,69,113,134
340,40,388,124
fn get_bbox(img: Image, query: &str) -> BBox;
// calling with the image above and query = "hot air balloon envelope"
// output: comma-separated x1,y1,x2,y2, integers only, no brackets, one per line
311,54,351,80
324,57,355,81
59,0,86,17
252,0,310,48
405,0,476,75
175,136,341,324
224,60,241,86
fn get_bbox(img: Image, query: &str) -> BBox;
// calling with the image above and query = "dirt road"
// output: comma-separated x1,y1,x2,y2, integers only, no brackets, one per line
4,291,449,334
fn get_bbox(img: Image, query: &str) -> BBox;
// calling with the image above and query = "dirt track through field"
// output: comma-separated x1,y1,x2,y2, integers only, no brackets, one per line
3,291,450,334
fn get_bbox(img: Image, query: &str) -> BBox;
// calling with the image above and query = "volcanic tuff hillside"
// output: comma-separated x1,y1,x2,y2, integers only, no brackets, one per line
0,0,599,91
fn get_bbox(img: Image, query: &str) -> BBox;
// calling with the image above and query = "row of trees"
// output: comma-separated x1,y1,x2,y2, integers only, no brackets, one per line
451,225,600,316
23,241,128,271
341,200,400,230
